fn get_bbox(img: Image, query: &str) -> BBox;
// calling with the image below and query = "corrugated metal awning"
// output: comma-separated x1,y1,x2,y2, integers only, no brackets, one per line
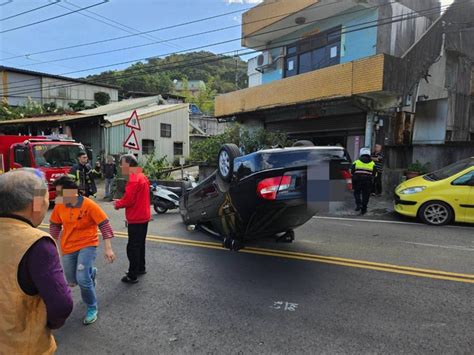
0,113,102,125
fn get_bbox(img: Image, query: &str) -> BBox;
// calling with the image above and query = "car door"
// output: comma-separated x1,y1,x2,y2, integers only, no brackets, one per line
450,169,474,223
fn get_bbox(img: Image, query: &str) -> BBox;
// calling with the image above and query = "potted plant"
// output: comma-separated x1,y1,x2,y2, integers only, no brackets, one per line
405,160,430,179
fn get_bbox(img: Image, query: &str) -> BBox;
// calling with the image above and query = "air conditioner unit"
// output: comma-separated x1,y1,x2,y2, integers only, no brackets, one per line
256,51,272,67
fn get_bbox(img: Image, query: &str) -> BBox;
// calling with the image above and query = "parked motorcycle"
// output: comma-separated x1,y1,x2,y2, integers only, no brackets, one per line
151,184,180,214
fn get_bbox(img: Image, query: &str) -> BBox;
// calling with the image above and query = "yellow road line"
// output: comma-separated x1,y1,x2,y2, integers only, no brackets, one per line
39,224,474,284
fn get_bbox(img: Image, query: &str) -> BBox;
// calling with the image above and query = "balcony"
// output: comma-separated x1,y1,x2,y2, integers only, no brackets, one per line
215,54,404,118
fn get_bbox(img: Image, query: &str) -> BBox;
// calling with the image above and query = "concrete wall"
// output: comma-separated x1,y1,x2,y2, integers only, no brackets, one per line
384,142,474,195
42,77,118,108
0,71,118,108
412,99,448,144
0,71,42,106
377,2,432,57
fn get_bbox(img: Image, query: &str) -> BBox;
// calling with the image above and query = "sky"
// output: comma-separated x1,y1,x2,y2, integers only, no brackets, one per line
0,0,453,79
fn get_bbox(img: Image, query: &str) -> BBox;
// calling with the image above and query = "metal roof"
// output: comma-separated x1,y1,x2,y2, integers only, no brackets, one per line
79,96,162,116
0,65,120,90
106,104,189,126
0,113,101,125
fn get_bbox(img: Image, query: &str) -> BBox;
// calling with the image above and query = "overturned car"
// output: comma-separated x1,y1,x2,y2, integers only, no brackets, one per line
179,143,352,250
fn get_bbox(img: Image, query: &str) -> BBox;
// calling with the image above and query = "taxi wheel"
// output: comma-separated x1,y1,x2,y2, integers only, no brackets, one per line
419,201,453,226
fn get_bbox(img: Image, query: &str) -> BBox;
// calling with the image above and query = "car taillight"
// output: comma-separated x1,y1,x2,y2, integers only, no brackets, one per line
257,176,292,200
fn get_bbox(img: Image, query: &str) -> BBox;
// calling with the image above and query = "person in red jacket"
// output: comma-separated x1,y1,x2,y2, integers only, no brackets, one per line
113,154,150,284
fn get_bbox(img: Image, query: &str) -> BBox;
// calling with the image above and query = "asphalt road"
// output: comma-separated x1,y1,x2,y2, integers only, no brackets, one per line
44,201,474,354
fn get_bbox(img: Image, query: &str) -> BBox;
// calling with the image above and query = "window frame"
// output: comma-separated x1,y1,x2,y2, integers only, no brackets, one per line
142,139,155,155
173,142,184,156
160,123,172,138
284,25,341,78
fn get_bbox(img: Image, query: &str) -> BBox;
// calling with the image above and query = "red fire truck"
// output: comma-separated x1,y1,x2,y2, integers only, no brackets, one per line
0,135,86,200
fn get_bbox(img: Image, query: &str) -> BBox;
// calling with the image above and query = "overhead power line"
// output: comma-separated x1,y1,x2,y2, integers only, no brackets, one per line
4,0,454,97
0,0,109,34
0,0,60,22
55,1,182,50
0,0,292,61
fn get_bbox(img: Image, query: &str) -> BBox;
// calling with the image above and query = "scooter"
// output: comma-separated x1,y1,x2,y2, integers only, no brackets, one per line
151,184,180,214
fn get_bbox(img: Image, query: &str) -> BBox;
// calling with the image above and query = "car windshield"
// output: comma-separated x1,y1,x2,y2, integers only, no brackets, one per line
32,144,82,167
424,158,474,181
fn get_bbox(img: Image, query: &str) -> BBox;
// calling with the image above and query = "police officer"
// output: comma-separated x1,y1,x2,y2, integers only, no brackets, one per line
351,147,376,215
69,151,98,197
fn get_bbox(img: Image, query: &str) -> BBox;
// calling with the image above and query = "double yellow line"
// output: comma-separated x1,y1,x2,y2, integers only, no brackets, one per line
40,224,474,284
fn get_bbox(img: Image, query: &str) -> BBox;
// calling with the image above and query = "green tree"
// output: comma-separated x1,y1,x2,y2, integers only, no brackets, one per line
190,125,292,164
94,92,110,105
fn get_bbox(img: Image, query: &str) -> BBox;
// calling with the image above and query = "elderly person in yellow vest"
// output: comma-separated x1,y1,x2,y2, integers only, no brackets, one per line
350,148,376,215
0,169,73,354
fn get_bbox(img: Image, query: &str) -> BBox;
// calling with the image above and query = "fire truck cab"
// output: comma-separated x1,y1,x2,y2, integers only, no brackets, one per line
0,135,86,200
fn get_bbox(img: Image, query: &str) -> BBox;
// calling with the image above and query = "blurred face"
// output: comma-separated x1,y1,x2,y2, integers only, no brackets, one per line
31,189,49,227
55,186,79,206
78,154,88,165
374,144,382,153
120,159,141,177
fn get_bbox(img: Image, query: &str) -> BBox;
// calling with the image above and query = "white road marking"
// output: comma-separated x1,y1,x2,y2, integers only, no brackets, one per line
270,301,298,311
312,216,473,230
401,242,474,252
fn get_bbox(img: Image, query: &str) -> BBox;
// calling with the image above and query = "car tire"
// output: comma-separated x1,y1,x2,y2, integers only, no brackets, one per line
217,143,241,182
419,200,453,226
153,200,168,214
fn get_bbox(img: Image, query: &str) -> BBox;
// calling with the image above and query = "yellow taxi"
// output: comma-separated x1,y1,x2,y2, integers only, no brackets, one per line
394,157,474,225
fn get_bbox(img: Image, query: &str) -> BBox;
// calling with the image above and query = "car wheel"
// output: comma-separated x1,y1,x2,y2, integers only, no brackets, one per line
419,201,453,226
153,201,168,214
217,144,241,182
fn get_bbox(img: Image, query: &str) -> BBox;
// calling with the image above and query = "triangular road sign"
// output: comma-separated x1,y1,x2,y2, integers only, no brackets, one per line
125,110,141,130
123,130,140,150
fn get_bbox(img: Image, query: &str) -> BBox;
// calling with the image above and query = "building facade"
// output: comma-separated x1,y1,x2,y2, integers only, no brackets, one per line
0,66,119,108
81,97,190,163
215,0,474,191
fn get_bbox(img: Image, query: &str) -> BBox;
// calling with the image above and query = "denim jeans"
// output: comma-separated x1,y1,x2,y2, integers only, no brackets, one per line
105,178,114,198
62,246,97,309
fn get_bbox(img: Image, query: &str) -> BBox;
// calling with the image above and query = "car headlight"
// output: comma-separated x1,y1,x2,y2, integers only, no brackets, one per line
399,186,426,195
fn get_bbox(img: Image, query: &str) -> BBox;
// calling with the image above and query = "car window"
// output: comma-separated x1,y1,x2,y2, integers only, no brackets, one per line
426,158,474,181
452,170,474,186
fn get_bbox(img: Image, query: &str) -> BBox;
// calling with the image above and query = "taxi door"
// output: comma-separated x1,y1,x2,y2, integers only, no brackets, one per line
451,169,474,223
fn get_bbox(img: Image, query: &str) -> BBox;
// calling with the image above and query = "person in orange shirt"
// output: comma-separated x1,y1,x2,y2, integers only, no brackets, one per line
50,176,116,325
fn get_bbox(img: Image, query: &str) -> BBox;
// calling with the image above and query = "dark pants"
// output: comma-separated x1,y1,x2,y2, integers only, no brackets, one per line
373,172,383,195
353,178,373,212
127,223,148,279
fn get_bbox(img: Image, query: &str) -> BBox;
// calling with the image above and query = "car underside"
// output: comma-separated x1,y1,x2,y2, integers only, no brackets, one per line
180,144,351,250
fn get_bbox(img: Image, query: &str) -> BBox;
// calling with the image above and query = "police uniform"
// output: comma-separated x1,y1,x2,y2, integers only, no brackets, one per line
351,148,375,214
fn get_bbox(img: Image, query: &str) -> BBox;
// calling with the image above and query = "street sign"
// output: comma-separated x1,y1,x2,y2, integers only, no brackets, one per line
179,157,185,166
125,110,141,130
123,130,140,151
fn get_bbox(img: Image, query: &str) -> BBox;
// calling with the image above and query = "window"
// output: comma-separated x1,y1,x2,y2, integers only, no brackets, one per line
173,142,183,156
285,57,297,77
284,26,341,78
299,52,312,74
160,123,171,138
142,139,155,155
14,146,31,167
452,170,474,186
